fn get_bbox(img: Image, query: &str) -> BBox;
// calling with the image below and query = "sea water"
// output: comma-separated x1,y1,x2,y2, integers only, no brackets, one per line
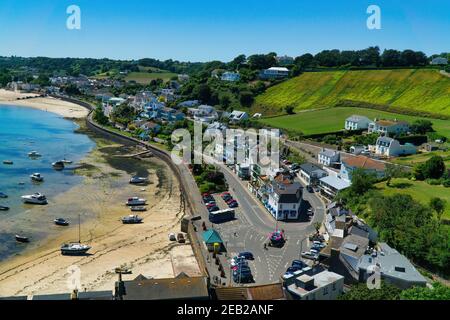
0,105,95,260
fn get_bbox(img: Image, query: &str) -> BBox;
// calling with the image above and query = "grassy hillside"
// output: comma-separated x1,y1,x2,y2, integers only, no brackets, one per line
260,107,450,138
375,179,450,221
124,71,177,84
253,69,450,117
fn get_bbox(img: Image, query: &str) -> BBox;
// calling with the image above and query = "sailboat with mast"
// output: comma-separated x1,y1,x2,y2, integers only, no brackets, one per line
60,214,91,255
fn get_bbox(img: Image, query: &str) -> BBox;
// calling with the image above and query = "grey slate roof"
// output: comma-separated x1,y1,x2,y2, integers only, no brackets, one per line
299,163,325,175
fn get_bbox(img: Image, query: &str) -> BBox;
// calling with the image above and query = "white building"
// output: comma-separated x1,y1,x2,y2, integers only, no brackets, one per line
286,271,344,300
368,119,410,136
260,67,290,79
318,149,340,167
345,115,372,131
267,181,303,220
430,57,448,65
191,105,219,124
221,72,240,82
298,163,328,186
228,110,249,124
372,136,417,157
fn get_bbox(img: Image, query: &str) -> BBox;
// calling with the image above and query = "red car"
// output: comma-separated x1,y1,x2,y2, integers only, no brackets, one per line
226,198,237,205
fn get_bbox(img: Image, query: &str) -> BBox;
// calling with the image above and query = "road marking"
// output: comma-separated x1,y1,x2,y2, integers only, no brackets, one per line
284,262,289,268
258,256,261,263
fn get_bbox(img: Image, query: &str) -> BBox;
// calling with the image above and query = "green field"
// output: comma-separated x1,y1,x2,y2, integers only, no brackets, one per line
376,178,450,221
124,71,177,84
253,69,450,116
391,149,450,168
259,106,450,138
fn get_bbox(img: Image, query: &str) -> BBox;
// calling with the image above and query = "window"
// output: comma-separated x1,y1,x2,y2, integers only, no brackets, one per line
332,283,336,291
323,287,329,295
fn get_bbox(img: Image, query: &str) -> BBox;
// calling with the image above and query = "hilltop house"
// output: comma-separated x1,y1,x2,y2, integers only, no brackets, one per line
345,115,372,131
368,119,410,136
430,57,448,65
227,110,249,124
259,67,290,79
221,71,241,82
266,181,303,220
318,149,340,167
276,55,295,66
340,155,386,180
371,136,417,157
298,163,328,186
191,105,219,124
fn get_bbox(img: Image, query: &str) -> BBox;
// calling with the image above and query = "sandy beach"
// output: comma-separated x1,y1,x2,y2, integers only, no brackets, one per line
0,89,89,119
0,114,201,297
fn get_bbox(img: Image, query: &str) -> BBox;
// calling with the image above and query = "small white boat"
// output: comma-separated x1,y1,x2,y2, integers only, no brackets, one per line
28,151,42,158
126,197,147,206
129,176,148,184
21,193,48,205
52,161,65,170
30,173,44,182
121,215,143,224
60,214,90,255
61,243,91,255
61,158,73,164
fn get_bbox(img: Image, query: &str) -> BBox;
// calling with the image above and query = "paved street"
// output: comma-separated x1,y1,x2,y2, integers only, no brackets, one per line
194,155,326,285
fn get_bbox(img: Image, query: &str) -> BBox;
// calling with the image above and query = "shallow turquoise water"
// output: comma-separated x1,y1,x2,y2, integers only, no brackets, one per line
0,105,95,260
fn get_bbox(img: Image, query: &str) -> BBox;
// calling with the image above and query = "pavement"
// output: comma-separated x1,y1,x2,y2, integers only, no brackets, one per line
191,154,326,286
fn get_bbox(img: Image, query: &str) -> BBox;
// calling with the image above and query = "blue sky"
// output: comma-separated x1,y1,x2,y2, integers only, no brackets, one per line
0,0,448,61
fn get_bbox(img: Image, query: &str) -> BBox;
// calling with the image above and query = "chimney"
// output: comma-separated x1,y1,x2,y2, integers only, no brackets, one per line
295,275,315,291
114,272,126,300
70,289,79,300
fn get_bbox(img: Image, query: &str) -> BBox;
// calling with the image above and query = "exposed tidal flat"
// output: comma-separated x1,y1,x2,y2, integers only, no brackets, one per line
0,105,200,297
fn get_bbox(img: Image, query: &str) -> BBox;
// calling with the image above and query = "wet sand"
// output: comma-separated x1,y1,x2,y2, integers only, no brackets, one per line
0,89,88,119
0,128,201,297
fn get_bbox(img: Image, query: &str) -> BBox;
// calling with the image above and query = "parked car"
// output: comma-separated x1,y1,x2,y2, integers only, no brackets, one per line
286,266,302,273
168,233,176,241
238,252,254,260
306,185,314,193
292,260,306,268
302,251,318,260
207,206,220,212
313,241,326,248
228,201,238,208
225,198,236,205
231,256,246,267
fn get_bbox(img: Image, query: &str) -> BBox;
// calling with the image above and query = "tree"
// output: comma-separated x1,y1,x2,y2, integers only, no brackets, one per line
239,91,254,107
194,84,212,104
285,105,295,115
422,156,446,179
385,163,403,186
411,120,434,134
339,282,401,300
401,282,450,300
429,197,446,222
93,106,109,126
349,168,376,195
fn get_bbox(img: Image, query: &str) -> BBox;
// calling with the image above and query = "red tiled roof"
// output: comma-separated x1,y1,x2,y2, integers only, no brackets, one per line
342,155,385,171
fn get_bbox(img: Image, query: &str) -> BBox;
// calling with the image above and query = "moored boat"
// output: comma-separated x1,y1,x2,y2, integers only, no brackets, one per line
3,160,13,165
0,205,10,211
126,197,147,206
121,215,143,224
61,158,73,164
52,161,65,170
129,176,148,184
61,214,91,255
54,218,70,226
130,206,147,212
30,173,44,182
0,192,8,198
15,235,30,243
21,193,48,205
28,151,42,158
61,243,91,255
